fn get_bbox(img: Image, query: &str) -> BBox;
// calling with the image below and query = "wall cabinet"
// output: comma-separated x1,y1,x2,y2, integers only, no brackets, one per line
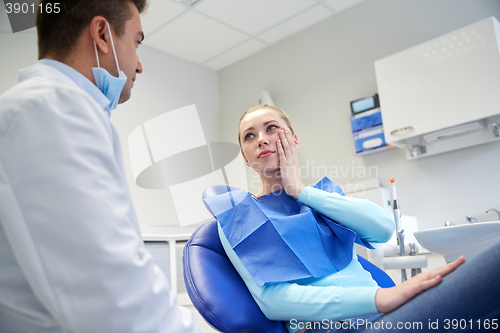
375,17,500,159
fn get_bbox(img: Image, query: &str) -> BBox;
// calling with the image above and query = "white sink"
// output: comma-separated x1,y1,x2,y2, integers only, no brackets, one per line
414,222,500,262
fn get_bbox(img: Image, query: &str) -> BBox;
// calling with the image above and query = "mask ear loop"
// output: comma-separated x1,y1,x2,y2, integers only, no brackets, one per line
94,41,100,68
106,22,121,73
93,22,120,73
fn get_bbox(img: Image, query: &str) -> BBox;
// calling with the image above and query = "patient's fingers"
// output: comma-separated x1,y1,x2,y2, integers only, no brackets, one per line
278,128,291,159
428,256,465,279
376,256,466,314
276,137,284,157
409,257,465,297
277,128,304,199
410,256,465,289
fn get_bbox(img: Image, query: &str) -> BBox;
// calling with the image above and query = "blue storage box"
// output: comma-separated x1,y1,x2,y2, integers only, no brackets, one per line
353,125,387,154
350,108,382,132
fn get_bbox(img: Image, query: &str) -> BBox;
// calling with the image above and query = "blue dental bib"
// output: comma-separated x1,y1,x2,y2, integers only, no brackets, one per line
203,177,374,286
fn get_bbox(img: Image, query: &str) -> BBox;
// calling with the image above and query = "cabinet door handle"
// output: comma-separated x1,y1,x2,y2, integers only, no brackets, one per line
390,126,416,136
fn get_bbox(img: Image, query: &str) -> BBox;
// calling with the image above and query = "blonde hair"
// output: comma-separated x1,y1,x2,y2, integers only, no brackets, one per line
237,104,294,149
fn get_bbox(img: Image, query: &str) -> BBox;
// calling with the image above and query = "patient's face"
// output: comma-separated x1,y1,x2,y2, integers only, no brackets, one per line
239,108,297,174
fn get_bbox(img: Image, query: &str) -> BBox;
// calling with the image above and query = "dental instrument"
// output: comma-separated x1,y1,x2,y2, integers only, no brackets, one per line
390,178,407,282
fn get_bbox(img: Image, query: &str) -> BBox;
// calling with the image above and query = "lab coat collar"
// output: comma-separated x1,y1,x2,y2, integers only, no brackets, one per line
21,59,112,116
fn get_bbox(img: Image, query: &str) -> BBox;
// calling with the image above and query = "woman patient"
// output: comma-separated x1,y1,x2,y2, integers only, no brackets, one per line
204,104,500,333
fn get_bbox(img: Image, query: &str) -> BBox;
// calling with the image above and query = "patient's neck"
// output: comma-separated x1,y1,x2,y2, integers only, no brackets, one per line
256,173,283,198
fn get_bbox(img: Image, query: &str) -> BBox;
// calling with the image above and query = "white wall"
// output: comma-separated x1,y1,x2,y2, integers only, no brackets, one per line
112,46,221,233
0,32,221,234
0,33,38,94
113,47,220,332
217,0,500,231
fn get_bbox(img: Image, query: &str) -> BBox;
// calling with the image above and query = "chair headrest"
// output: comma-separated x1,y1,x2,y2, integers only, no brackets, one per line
202,185,240,215
202,184,240,199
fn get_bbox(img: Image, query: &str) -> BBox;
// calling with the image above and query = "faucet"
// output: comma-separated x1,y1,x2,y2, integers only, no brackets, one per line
486,208,500,220
492,123,499,138
466,215,477,223
409,243,422,277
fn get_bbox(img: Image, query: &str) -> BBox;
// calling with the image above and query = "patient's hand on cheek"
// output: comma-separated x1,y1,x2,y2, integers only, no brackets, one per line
277,128,304,200
375,256,466,314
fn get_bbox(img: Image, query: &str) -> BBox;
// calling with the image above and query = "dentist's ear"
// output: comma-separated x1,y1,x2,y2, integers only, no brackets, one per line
90,16,111,55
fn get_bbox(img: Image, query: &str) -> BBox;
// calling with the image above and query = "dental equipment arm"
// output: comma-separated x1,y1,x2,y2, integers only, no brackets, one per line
391,178,407,283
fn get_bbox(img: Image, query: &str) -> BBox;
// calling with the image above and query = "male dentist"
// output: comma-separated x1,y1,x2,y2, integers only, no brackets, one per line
0,1,200,332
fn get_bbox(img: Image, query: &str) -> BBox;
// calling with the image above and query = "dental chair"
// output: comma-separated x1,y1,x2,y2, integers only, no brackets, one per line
183,186,395,333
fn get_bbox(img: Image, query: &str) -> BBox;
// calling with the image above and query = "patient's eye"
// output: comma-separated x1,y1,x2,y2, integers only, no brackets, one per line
267,125,278,132
244,133,254,141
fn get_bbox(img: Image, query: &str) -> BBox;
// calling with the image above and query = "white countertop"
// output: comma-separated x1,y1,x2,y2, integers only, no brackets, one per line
142,226,199,241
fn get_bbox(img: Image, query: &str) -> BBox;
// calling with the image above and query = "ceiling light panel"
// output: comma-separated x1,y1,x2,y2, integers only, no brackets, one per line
144,10,249,64
142,0,187,35
195,0,318,36
174,0,204,7
203,39,267,70
257,5,333,44
323,0,366,13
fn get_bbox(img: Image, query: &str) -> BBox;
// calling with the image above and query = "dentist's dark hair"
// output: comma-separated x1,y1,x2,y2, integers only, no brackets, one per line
36,0,148,60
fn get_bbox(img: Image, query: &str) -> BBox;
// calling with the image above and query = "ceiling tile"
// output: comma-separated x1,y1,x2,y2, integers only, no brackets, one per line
203,38,267,70
257,5,333,44
195,0,318,36
145,10,248,64
323,0,365,13
141,0,187,35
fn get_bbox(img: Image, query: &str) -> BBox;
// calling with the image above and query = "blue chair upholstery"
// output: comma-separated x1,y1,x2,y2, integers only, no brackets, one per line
183,220,288,332
358,255,395,288
183,185,395,332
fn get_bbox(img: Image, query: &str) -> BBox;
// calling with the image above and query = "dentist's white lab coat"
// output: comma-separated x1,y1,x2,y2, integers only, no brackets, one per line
0,62,200,333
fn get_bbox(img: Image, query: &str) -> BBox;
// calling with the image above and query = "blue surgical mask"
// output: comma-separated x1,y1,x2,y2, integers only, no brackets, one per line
92,22,127,112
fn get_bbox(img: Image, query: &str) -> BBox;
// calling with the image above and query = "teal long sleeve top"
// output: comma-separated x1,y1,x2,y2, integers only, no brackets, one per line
218,186,395,333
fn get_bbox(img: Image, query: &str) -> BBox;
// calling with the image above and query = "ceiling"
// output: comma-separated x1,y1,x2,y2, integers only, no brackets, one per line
142,0,366,71
0,0,366,71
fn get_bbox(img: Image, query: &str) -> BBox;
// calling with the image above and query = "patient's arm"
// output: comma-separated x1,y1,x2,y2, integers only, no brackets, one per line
218,223,379,322
298,186,395,244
